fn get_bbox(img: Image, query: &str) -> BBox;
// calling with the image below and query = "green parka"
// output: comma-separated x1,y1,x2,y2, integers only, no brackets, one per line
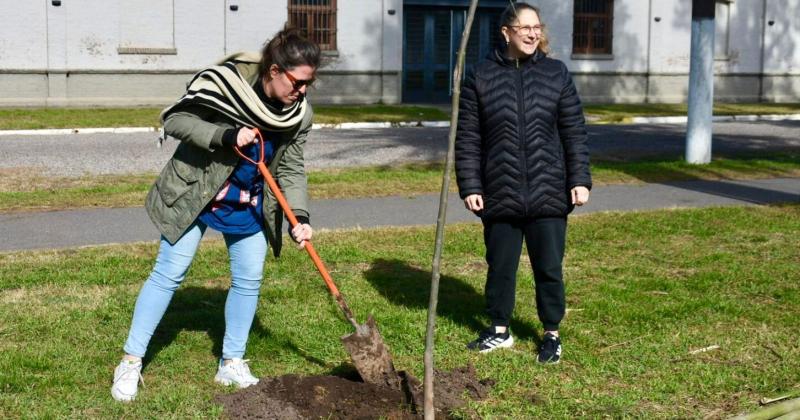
145,89,312,258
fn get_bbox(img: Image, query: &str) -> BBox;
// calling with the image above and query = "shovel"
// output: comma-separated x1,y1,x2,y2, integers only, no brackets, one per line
234,128,401,389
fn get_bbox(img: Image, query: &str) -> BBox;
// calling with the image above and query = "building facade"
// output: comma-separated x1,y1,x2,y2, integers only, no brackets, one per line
0,0,797,106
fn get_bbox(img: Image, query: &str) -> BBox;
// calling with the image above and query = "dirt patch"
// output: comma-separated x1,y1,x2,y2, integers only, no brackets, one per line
216,365,494,419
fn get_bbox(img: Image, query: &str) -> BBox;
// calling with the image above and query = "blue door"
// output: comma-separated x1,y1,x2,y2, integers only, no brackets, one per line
403,3,503,103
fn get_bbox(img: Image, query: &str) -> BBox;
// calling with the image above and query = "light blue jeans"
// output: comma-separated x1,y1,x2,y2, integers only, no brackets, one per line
123,222,267,360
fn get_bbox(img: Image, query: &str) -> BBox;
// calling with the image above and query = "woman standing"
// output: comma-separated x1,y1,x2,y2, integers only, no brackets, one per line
111,28,320,402
455,3,591,363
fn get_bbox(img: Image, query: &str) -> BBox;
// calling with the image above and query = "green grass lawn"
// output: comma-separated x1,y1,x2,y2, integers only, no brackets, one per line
1,155,798,212
0,107,165,130
313,105,448,124
1,205,798,418
0,105,449,130
1,103,798,130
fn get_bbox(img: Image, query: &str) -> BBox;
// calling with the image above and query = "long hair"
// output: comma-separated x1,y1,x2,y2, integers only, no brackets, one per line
258,27,321,77
500,2,551,55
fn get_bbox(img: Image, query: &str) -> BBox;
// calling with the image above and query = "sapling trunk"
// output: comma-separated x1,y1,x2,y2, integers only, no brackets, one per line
423,1,480,419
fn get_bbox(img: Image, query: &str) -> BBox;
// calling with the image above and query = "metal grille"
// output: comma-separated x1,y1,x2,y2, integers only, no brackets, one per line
288,0,337,51
572,0,613,54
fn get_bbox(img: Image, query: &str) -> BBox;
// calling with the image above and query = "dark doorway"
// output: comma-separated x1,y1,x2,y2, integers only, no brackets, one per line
403,2,504,103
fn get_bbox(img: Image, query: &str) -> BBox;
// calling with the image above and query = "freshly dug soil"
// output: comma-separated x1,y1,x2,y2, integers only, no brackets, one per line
216,365,494,419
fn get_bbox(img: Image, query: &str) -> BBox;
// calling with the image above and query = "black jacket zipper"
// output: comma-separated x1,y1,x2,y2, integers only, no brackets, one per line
515,59,529,217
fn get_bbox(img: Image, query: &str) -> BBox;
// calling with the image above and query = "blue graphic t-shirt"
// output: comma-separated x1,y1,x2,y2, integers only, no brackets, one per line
199,139,274,234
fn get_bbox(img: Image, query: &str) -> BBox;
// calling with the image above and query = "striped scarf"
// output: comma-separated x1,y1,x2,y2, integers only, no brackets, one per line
160,51,307,131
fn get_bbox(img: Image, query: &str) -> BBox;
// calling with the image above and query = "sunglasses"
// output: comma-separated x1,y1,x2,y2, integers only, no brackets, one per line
283,70,314,91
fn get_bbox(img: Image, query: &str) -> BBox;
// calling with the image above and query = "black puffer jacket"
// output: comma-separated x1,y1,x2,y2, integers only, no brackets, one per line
455,48,592,220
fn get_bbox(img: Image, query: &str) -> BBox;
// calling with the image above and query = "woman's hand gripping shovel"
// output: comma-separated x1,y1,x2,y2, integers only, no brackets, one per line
234,128,402,389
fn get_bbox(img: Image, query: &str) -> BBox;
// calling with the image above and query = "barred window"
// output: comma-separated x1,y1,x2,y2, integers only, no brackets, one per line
572,0,614,55
288,0,337,51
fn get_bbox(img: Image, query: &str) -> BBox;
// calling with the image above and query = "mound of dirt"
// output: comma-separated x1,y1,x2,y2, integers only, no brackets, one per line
216,365,494,419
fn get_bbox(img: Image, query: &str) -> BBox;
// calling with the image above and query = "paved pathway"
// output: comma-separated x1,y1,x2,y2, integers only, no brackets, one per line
1,178,797,251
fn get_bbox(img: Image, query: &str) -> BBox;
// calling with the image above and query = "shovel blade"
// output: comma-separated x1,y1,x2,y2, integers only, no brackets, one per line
341,314,402,389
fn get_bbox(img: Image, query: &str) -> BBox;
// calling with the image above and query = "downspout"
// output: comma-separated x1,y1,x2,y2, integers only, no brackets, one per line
380,0,385,103
223,1,228,55
646,0,653,103
758,0,768,102
45,0,51,101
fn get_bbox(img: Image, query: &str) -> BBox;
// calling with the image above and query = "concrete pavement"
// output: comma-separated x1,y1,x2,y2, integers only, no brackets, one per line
1,177,797,252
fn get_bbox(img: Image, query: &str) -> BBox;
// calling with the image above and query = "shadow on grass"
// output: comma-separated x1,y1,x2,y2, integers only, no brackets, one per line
141,286,352,373
363,258,540,342
663,178,800,204
143,286,272,369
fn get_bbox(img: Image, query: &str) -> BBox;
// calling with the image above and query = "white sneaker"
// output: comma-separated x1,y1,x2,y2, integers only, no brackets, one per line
214,358,259,388
111,360,143,402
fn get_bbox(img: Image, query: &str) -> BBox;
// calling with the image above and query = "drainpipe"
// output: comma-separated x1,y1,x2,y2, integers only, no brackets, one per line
758,0,768,102
646,0,653,103
380,0,385,103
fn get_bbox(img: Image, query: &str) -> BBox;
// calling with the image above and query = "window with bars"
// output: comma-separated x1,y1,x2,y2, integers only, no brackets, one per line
288,0,337,51
572,0,614,55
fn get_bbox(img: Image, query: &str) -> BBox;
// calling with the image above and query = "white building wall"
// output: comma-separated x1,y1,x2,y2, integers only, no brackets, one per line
531,0,799,103
539,0,650,73
0,2,48,69
0,0,797,105
0,0,397,105
328,0,383,71
224,0,288,55
764,0,800,73
311,0,402,103
648,0,692,74
380,0,404,103
762,0,800,101
382,0,404,72
715,0,762,73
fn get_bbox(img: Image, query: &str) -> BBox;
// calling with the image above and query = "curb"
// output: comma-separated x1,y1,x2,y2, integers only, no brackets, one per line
0,127,158,136
311,120,450,129
0,114,797,136
629,113,800,124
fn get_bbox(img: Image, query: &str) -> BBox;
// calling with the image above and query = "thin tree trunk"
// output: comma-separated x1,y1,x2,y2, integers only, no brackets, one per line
423,1,480,419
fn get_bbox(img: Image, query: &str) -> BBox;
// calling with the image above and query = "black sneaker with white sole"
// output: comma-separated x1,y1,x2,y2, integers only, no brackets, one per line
466,327,514,353
537,332,562,364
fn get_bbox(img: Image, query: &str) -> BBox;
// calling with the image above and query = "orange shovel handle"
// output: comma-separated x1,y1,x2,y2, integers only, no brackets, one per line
255,161,342,298
233,128,345,303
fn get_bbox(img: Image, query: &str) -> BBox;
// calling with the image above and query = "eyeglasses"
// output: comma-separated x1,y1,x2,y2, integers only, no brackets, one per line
283,70,314,91
510,25,544,35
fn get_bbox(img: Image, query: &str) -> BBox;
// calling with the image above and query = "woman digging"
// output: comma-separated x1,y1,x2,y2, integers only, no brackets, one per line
111,28,320,402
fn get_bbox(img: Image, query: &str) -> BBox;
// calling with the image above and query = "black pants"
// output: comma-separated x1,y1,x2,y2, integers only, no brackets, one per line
482,217,567,331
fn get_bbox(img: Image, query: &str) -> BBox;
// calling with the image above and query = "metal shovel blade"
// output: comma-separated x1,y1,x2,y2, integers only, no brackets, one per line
341,314,402,389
